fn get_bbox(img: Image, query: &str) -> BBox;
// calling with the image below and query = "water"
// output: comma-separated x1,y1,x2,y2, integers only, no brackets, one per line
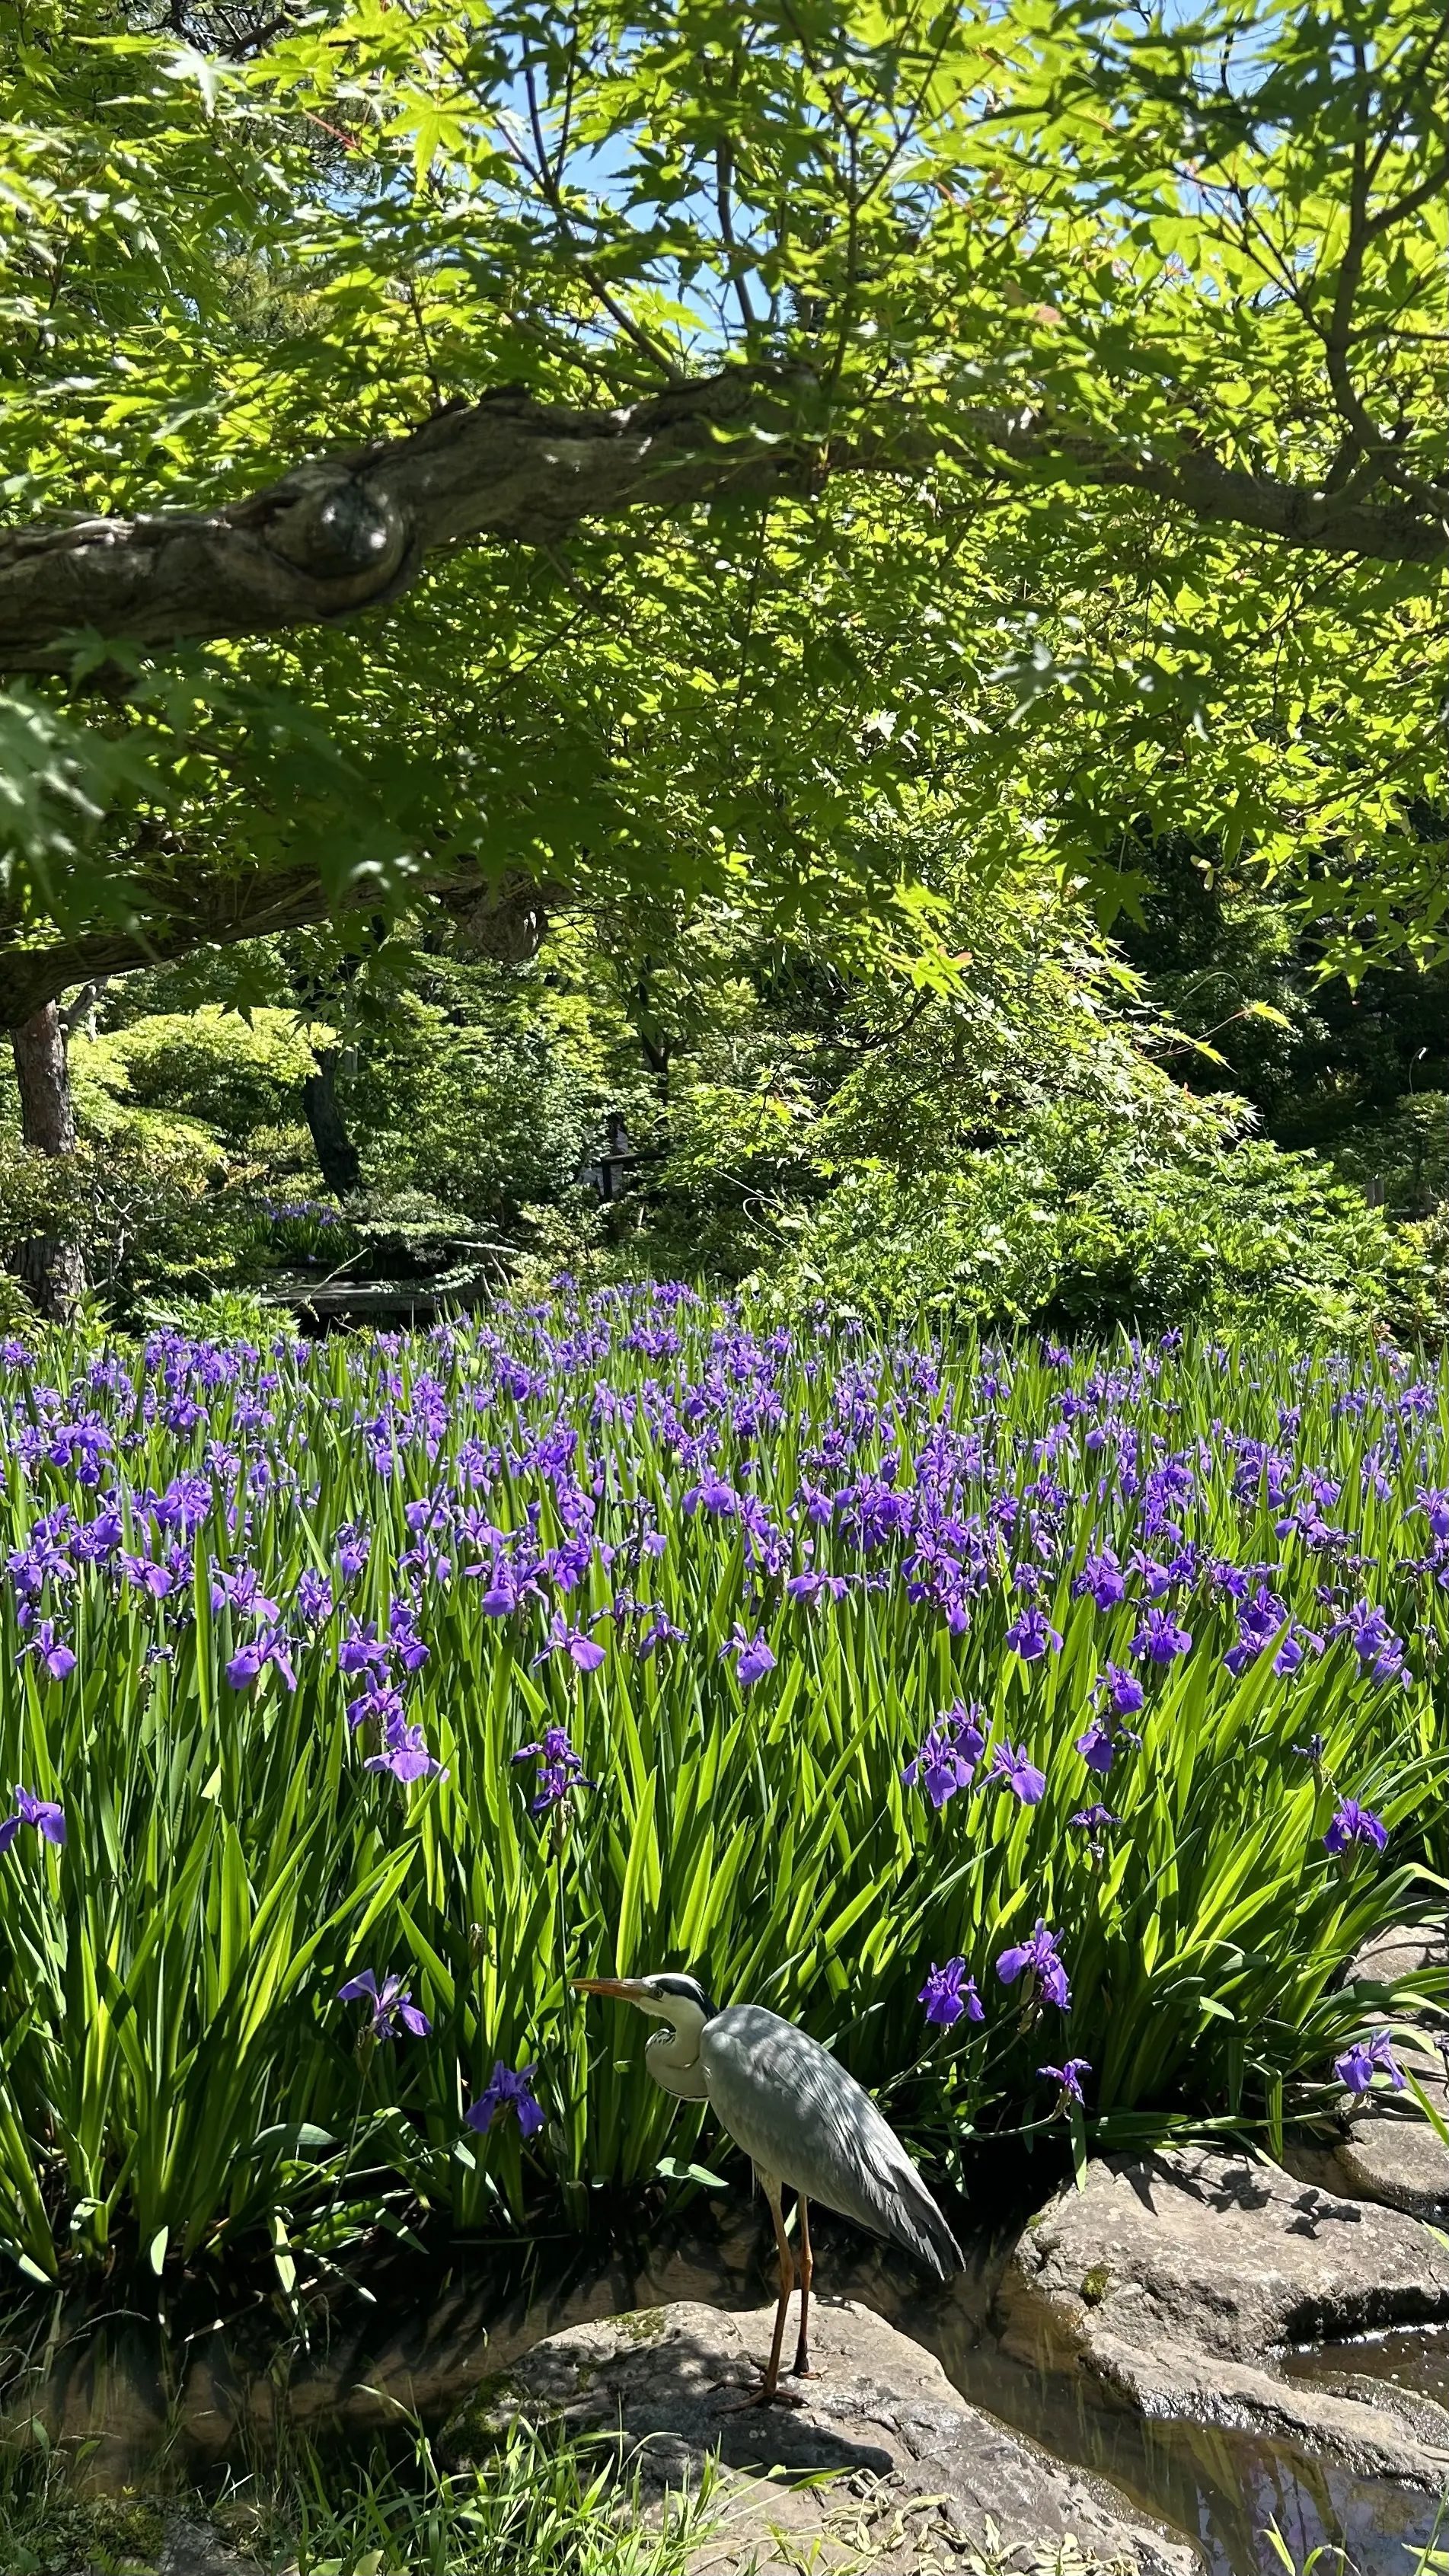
1285,2323,1449,2412
5,2209,1447,2576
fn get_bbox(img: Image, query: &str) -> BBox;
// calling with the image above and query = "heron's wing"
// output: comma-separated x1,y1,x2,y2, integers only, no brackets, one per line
701,2006,962,2278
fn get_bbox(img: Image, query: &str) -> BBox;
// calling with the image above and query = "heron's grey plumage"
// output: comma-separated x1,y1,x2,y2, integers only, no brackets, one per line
575,1967,962,2401
700,2003,962,2278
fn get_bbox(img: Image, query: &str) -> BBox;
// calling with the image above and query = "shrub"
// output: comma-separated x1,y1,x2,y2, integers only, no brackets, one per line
769,1100,1403,1341
0,1134,262,1318
74,1009,322,1151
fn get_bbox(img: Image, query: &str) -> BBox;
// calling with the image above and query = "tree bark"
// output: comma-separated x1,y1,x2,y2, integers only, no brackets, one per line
8,999,85,1322
302,1047,362,1197
0,369,1441,678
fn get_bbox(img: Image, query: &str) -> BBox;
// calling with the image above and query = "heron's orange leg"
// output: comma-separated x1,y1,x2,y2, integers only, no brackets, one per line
790,2192,818,2377
728,2172,803,2408
761,2177,794,2399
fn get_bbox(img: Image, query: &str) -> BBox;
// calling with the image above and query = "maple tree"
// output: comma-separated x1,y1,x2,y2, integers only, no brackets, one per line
0,0,1444,1288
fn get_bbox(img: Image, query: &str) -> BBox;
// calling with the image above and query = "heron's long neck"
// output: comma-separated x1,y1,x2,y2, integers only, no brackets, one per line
646,2004,711,2101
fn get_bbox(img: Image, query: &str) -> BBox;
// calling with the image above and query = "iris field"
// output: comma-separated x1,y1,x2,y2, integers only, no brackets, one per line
0,1292,1446,2289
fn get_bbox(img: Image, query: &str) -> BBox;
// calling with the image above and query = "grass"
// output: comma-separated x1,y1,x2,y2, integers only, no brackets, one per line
0,1301,1444,2282
0,2422,718,2576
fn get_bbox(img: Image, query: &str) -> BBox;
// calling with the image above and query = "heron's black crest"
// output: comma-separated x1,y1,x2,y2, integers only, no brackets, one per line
653,1973,717,2020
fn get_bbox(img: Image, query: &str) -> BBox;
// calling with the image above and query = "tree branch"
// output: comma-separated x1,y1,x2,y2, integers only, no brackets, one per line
0,858,561,1029
0,367,1443,678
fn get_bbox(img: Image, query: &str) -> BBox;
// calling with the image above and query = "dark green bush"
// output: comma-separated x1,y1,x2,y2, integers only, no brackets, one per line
769,1099,1404,1340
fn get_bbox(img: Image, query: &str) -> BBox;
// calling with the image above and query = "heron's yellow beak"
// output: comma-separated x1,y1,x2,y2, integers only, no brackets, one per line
574,1976,652,2002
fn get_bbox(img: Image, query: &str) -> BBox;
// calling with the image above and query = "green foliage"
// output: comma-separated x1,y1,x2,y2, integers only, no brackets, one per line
0,2421,716,2576
75,1009,322,1152
0,1314,1443,2282
1384,1205,1449,1350
17,863,1431,1346
774,1103,1406,1342
0,2448,166,2576
230,2421,719,2576
0,1135,260,1314
0,0,1444,1009
340,981,611,1234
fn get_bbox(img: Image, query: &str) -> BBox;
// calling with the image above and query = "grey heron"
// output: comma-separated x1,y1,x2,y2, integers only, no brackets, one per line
576,1971,962,2402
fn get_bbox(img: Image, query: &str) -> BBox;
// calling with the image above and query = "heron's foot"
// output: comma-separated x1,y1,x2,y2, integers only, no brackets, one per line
723,2367,805,2411
789,2359,820,2380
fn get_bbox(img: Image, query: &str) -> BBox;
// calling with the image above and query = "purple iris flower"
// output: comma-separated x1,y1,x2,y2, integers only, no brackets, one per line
1131,1607,1192,1665
295,1569,334,1624
478,1564,519,1614
903,1702,985,1809
1074,1720,1115,1776
1004,1605,1063,1662
18,1620,76,1683
532,1612,606,1673
1323,1798,1388,1859
336,1527,370,1579
1099,1663,1145,1717
212,1565,281,1623
346,1681,407,1734
786,1569,852,1605
1333,1600,1408,1687
918,1958,985,2028
364,1717,443,1783
635,1607,688,1661
997,1919,1071,2009
990,1741,1046,1805
514,1725,593,1811
225,1629,297,1692
1272,1626,1321,1677
338,1620,389,1677
120,1551,172,1599
388,1604,430,1671
1070,1803,1121,1833
466,2060,545,2138
1073,1550,1126,1612
1039,2058,1091,2112
0,1784,67,1855
721,1623,776,1687
1334,2032,1405,2096
338,1968,431,2039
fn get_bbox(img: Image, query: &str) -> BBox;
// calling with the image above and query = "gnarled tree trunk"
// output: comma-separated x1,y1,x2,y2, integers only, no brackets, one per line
10,999,85,1321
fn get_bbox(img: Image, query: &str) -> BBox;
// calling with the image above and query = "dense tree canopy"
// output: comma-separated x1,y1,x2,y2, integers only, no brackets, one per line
1,0,1444,1023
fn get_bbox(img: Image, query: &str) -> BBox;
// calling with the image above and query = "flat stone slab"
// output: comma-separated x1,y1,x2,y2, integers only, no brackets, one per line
1346,1924,1449,1993
1335,2104,1449,2220
442,2296,1202,2574
998,2147,1449,2488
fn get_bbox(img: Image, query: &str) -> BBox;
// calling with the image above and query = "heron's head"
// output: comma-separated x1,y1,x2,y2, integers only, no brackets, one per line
573,1970,717,2025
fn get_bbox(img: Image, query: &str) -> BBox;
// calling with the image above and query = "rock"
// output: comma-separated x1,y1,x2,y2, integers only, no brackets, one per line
998,2147,1449,2489
1326,1923,1449,2219
52,2503,245,2576
157,2520,252,2576
1345,1923,1449,1993
442,2297,1203,2574
1336,2098,1449,2220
